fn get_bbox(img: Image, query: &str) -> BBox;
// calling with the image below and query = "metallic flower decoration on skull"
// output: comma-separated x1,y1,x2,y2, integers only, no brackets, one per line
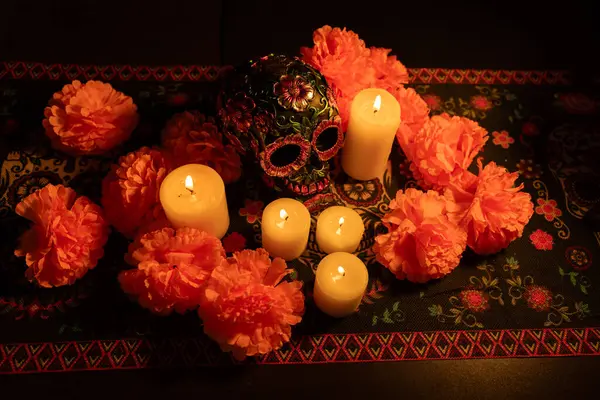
218,54,343,197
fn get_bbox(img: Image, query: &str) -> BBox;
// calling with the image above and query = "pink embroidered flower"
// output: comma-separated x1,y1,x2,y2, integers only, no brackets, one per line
161,111,242,183
535,198,562,222
444,161,534,255
198,249,305,360
14,184,109,288
222,232,247,253
239,199,264,224
559,93,597,115
119,227,226,315
43,80,138,155
408,113,488,189
522,122,540,137
220,92,255,133
393,87,430,157
492,130,515,149
524,285,553,312
516,159,542,179
470,95,493,111
273,75,315,112
101,147,172,238
529,229,553,250
459,289,489,313
373,188,467,283
421,94,442,111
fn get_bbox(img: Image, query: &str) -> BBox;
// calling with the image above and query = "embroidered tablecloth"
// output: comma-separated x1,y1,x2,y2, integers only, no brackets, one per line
0,63,599,373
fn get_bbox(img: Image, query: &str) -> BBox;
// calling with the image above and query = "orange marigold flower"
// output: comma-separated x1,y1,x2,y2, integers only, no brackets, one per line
119,227,226,315
373,188,467,283
43,80,138,155
198,249,304,360
14,184,109,288
101,147,172,238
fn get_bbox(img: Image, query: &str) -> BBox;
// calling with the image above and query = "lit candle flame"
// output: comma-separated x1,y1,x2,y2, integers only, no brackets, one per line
185,175,194,194
333,265,346,282
276,208,289,229
335,216,345,236
373,95,381,113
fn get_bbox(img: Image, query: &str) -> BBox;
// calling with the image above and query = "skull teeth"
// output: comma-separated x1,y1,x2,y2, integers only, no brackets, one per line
309,183,317,193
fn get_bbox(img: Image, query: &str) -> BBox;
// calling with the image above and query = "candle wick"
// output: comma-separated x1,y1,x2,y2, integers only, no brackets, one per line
373,109,378,114
186,187,195,195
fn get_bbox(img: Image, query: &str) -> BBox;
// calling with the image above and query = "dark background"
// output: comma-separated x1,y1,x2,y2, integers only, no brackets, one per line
1,0,599,397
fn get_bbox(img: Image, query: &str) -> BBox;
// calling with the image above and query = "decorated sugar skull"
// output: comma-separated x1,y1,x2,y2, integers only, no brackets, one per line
217,54,343,196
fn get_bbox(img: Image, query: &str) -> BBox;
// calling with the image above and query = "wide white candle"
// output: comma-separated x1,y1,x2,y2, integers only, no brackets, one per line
261,198,310,261
159,164,229,238
316,206,364,254
341,88,401,181
314,252,369,318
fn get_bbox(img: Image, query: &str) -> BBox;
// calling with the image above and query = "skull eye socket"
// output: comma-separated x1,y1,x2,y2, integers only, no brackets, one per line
261,134,310,177
315,127,339,152
312,118,344,161
270,144,302,167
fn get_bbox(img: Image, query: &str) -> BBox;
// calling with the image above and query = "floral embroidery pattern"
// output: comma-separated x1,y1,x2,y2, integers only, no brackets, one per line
470,95,493,111
504,257,590,326
565,246,592,271
523,285,553,311
421,94,441,110
273,75,315,112
222,232,247,253
239,199,264,224
558,266,591,295
533,180,570,239
535,198,562,221
371,302,405,326
459,290,490,313
558,93,597,115
521,121,540,137
516,159,542,179
336,179,383,207
429,263,503,328
529,229,554,250
492,130,515,149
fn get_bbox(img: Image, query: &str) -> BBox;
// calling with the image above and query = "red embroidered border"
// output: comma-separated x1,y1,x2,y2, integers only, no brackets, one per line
1,328,598,374
0,61,570,85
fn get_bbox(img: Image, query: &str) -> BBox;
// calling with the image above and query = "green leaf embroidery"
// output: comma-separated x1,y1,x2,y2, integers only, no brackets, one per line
392,302,399,312
580,285,588,295
558,266,565,276
569,274,577,286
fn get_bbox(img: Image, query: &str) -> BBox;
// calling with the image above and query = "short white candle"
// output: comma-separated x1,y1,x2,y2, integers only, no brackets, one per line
313,252,368,318
261,198,310,261
341,88,401,181
316,206,364,254
159,164,229,238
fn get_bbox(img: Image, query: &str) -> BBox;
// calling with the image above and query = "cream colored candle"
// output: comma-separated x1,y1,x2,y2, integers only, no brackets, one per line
314,252,369,318
316,206,364,254
261,198,310,261
341,88,401,181
159,164,229,238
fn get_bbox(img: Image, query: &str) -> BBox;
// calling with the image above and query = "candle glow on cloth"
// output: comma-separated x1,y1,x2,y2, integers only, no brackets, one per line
316,206,364,254
341,88,401,181
261,198,310,261
159,164,229,238
313,252,369,318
